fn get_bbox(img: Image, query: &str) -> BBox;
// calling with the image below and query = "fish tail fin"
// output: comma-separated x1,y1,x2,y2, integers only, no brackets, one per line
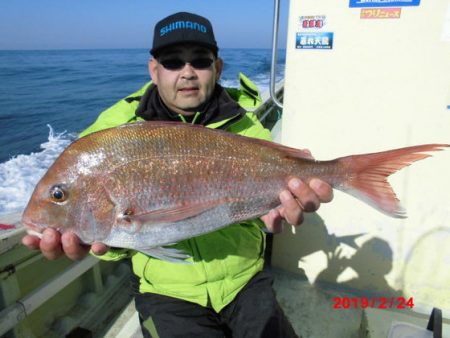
335,144,449,218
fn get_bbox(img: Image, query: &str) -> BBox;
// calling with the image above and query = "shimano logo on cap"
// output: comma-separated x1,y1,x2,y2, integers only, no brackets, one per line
150,13,217,56
160,21,207,36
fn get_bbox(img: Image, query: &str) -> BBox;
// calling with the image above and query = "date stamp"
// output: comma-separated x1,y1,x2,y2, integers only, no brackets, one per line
332,297,414,309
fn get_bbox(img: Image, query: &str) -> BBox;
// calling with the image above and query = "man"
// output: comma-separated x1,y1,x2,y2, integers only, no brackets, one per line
22,12,332,337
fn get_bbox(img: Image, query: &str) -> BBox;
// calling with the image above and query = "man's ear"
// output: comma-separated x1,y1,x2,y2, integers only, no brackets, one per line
148,58,158,85
215,57,224,81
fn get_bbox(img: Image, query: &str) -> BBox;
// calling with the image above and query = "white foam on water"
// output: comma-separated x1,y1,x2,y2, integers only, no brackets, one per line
0,125,75,215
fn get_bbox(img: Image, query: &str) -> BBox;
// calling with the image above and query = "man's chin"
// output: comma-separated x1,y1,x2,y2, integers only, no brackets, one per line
175,102,205,114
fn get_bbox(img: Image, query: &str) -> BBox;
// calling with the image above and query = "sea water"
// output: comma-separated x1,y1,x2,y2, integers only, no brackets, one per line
0,48,285,215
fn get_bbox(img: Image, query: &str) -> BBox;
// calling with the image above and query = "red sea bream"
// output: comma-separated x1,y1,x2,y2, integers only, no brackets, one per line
21,121,449,261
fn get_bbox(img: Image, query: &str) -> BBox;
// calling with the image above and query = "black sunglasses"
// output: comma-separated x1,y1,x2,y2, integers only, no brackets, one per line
159,57,214,71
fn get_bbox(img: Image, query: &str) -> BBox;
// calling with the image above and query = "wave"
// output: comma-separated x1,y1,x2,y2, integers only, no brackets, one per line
0,125,75,215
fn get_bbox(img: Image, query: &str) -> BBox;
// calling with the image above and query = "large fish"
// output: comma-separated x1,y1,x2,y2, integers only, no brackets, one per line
21,122,448,261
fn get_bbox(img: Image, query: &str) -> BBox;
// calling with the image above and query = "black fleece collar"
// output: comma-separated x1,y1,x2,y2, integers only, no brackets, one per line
135,83,246,128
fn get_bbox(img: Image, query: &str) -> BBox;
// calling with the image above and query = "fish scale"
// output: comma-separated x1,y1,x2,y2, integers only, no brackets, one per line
21,121,449,262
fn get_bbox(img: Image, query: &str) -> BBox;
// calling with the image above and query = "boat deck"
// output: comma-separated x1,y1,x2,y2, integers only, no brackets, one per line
102,267,444,338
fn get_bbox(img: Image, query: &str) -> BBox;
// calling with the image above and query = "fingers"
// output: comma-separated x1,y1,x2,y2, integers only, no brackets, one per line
40,228,64,260
91,242,109,256
278,178,319,225
22,229,94,261
267,177,334,229
278,190,303,225
290,178,321,212
61,232,90,260
261,209,284,233
22,234,41,250
309,178,333,203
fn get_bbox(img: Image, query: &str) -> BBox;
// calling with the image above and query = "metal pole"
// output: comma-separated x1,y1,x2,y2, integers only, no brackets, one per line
270,0,283,109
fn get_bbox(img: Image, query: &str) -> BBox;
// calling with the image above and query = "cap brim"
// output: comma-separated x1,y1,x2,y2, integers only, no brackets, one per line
150,41,218,56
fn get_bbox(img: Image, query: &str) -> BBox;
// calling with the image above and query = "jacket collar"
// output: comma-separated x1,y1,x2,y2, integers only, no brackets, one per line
135,83,246,129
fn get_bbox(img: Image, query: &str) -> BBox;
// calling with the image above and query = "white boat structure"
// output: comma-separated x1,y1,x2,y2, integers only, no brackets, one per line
1,1,449,337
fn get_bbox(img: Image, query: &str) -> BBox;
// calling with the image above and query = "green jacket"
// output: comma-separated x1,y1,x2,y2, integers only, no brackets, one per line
82,73,272,313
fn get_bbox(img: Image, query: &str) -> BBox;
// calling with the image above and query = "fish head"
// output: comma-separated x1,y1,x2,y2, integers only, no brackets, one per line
21,142,114,242
22,166,82,237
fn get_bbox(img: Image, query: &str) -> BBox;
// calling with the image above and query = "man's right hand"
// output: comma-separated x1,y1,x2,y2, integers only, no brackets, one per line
22,228,109,261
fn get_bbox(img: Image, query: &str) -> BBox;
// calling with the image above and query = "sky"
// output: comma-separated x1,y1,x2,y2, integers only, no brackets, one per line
0,0,289,50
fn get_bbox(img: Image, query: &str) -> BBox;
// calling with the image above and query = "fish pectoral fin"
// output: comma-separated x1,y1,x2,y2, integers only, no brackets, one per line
125,200,224,224
139,246,192,264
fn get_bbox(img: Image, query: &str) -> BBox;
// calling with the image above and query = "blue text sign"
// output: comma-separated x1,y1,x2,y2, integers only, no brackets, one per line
296,32,334,50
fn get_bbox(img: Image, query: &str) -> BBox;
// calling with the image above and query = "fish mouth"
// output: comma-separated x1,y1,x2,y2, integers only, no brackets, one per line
21,216,45,237
26,229,43,239
21,214,62,238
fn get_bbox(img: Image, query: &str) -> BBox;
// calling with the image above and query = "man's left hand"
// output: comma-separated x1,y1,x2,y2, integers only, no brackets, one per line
261,177,333,233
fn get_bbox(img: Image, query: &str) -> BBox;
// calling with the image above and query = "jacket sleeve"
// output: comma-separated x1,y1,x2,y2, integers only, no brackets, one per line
227,112,272,141
225,73,272,141
91,248,134,261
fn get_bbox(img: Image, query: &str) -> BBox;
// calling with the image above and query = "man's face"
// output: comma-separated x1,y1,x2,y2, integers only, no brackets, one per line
149,44,223,116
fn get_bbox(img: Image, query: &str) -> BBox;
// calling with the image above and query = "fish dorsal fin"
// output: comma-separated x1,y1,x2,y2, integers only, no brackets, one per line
120,199,225,225
241,137,314,160
275,145,314,160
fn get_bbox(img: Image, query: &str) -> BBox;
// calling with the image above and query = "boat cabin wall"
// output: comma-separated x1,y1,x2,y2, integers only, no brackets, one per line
272,0,450,318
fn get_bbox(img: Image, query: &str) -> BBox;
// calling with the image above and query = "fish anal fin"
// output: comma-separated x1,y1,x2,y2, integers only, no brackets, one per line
139,246,193,264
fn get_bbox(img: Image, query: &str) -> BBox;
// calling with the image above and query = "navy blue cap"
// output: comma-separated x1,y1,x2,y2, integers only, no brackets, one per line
150,12,218,57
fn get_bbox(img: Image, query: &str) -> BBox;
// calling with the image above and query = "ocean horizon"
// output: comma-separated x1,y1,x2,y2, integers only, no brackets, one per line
0,48,285,215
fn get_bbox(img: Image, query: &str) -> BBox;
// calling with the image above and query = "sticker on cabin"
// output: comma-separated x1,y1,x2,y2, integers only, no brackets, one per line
360,8,401,19
296,32,333,49
299,16,326,29
349,0,420,7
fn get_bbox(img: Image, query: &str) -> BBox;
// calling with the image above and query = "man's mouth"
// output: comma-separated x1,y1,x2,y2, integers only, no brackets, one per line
178,87,199,93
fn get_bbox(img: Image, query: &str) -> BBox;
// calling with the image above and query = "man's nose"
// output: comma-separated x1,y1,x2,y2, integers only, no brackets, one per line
180,63,197,78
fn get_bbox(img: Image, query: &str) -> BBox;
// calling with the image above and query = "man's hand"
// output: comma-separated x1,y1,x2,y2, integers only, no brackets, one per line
22,229,109,261
261,177,333,233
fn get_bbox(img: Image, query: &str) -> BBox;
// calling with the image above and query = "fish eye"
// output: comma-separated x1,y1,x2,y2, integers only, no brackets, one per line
49,185,68,202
